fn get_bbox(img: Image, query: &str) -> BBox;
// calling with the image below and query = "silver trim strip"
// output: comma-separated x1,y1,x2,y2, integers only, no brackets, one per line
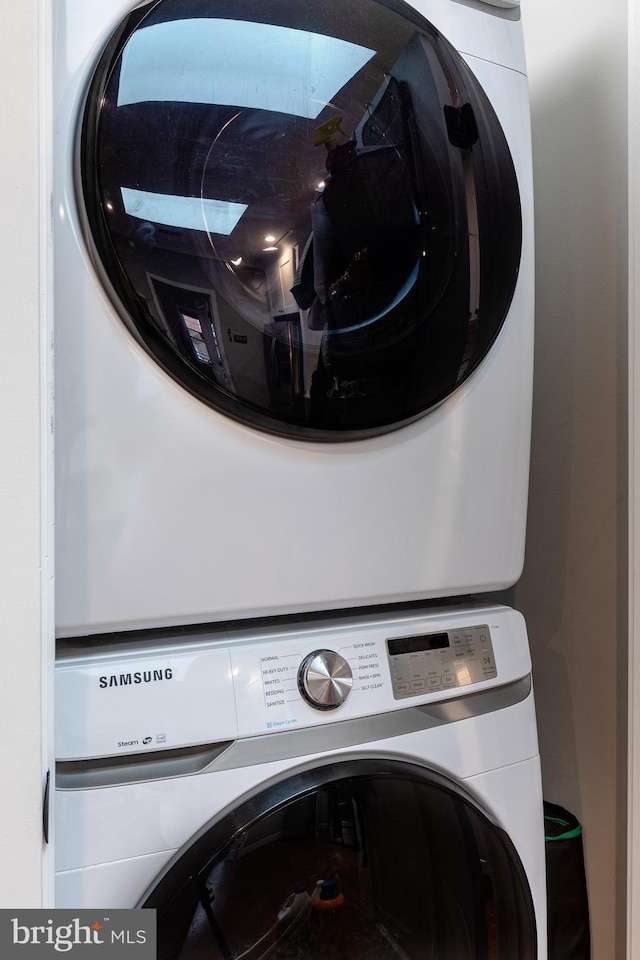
450,0,520,20
56,742,234,791
56,675,531,790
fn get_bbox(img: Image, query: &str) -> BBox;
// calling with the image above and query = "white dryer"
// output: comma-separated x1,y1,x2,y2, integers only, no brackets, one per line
55,603,546,958
54,0,534,637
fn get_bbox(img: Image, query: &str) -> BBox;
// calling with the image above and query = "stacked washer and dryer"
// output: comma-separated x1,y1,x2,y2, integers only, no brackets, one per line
54,0,545,956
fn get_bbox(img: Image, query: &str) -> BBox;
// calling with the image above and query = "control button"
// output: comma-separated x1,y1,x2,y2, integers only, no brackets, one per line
298,650,353,711
389,658,411,683
481,655,496,675
442,674,457,687
408,653,425,677
395,681,410,693
410,680,427,692
427,678,442,690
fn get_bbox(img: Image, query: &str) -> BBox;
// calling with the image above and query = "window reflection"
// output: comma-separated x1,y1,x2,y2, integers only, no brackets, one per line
182,312,211,363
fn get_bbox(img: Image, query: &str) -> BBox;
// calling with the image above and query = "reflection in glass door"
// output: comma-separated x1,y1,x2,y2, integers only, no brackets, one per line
142,761,536,960
150,278,234,391
82,0,522,439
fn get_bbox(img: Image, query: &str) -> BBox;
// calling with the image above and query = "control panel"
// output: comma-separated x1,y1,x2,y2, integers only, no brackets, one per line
229,622,498,736
55,606,528,760
387,624,496,699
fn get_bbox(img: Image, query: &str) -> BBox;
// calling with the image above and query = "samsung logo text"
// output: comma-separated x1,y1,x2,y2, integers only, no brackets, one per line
99,668,173,689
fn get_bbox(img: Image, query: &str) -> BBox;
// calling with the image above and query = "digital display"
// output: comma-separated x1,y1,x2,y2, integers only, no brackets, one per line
387,632,450,657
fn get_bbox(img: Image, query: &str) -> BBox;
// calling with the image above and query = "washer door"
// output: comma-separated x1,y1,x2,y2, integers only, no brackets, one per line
139,760,536,959
82,0,521,440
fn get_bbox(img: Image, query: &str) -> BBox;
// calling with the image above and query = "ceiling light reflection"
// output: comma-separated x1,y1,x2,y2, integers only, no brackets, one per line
118,19,375,120
121,187,247,234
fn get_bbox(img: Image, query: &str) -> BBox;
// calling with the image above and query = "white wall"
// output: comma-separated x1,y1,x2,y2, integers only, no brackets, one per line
515,2,628,957
0,0,54,905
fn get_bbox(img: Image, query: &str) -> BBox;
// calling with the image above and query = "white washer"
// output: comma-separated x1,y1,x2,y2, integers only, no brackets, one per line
54,0,534,637
55,603,546,958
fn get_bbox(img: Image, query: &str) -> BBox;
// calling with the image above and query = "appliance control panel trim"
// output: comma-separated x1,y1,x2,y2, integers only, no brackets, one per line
55,606,527,760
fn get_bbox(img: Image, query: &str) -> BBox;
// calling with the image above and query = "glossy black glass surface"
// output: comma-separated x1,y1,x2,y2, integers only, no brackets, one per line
141,760,536,959
82,0,521,439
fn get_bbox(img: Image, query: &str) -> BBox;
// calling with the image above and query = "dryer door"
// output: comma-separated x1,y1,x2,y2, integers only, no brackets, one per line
139,759,537,959
81,0,522,440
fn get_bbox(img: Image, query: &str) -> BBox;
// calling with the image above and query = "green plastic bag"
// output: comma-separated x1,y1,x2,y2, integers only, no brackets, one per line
544,801,591,959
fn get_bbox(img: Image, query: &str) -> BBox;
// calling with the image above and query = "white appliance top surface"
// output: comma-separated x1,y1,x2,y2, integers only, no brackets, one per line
56,603,530,761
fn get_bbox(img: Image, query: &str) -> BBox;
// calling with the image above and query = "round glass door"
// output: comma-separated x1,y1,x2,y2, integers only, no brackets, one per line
140,760,536,959
82,0,521,440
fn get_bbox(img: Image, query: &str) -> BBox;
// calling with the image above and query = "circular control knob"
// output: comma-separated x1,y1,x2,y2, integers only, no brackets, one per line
298,649,353,710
